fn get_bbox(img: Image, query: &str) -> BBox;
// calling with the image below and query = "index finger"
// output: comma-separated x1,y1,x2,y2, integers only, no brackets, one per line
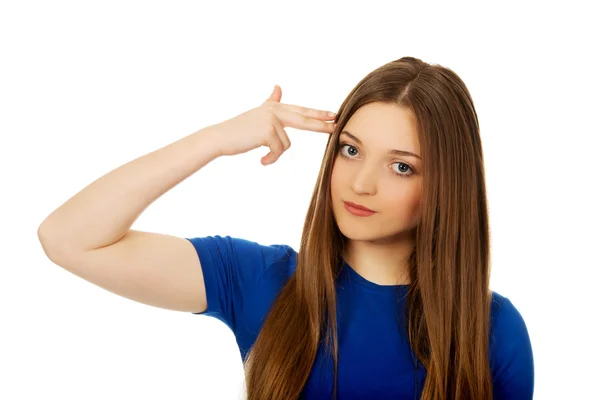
275,107,337,134
280,103,337,121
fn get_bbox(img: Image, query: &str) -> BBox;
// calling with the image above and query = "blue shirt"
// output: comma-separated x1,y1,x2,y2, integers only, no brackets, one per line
186,235,534,399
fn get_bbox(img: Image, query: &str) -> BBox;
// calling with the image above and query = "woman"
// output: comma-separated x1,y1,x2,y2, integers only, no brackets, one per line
38,56,534,399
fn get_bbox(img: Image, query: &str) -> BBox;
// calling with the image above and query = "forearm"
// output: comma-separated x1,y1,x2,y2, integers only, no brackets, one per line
38,126,222,255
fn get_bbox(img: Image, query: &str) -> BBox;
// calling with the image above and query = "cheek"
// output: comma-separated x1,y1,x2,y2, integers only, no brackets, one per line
330,162,342,198
382,185,422,218
405,185,423,225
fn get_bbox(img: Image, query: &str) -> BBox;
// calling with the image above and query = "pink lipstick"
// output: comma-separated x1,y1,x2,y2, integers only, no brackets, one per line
343,201,377,217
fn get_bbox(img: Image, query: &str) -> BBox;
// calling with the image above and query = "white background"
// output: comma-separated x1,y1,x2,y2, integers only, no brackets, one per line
2,1,598,399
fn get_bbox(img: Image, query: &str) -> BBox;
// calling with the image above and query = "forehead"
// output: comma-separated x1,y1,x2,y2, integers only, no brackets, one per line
342,102,420,149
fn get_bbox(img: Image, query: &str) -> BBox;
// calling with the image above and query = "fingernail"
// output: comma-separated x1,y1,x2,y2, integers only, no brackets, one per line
328,112,336,117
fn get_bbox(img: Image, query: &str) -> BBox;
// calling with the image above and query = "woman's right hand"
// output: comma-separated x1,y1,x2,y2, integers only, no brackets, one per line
208,84,337,165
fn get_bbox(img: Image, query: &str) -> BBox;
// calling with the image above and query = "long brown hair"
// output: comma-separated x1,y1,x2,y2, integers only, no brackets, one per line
243,56,493,399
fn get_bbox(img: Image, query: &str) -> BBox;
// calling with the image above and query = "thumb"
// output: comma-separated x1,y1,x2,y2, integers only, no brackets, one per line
267,84,282,103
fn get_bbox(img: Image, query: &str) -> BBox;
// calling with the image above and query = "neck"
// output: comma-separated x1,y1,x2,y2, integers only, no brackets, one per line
342,232,415,286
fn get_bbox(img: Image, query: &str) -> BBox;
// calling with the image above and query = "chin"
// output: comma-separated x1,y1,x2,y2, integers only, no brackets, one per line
334,212,380,241
339,227,401,244
340,230,381,242
334,212,415,245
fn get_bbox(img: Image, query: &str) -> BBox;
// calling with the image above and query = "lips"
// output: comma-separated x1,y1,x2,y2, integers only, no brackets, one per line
343,201,376,213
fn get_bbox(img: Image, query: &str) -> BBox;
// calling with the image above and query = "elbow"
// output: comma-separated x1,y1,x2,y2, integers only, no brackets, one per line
37,222,66,263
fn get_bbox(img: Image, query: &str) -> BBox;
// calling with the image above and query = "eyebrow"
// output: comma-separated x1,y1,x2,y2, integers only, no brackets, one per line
340,130,421,160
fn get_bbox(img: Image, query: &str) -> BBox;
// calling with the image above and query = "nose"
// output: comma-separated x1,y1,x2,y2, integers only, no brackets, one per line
351,165,378,195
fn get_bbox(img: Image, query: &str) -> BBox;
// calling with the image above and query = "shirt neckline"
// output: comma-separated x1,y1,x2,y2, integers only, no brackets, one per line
341,260,410,296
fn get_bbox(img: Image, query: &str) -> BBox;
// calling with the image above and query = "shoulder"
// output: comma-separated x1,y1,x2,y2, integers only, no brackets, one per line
185,235,298,328
489,291,530,343
489,291,535,399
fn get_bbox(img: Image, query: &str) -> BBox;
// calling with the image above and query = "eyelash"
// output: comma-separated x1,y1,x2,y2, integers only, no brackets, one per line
337,143,415,178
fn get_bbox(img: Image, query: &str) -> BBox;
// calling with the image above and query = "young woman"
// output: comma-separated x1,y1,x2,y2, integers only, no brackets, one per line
38,56,534,399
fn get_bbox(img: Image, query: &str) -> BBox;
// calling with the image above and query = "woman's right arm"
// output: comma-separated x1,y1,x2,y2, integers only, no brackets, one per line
36,84,336,313
38,127,223,256
37,126,224,313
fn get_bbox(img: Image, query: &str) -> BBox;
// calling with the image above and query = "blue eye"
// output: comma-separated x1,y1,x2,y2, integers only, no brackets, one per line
337,143,414,178
339,143,358,158
392,162,414,177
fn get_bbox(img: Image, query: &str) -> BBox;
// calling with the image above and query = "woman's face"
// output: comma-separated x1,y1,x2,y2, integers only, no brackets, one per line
330,102,423,243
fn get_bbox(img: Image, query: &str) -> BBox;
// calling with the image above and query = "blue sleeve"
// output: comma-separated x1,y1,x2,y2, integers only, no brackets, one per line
184,235,290,331
491,297,535,400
